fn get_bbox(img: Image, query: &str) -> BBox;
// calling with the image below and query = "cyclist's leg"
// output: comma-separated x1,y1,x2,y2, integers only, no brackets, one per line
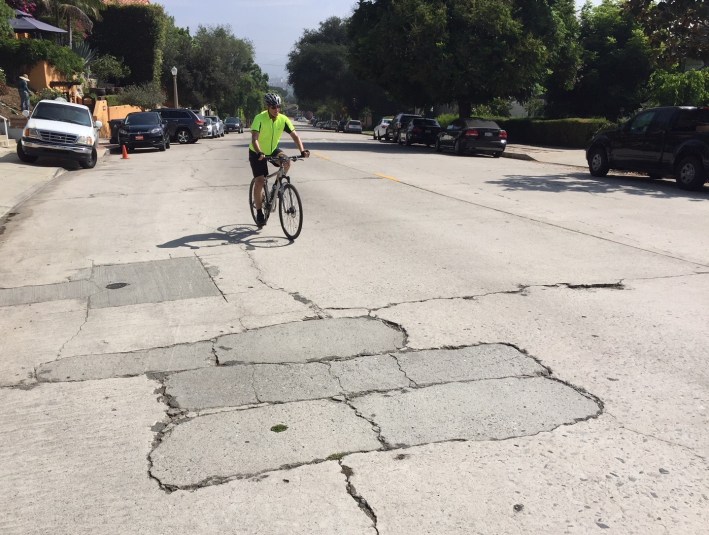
248,150,268,210
272,147,290,174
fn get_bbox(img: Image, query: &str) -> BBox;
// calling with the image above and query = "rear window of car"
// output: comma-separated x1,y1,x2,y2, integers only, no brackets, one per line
348,121,361,126
412,119,439,127
463,118,500,129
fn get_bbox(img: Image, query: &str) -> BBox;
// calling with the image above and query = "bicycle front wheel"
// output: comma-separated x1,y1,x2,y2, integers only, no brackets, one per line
278,183,303,240
249,177,267,224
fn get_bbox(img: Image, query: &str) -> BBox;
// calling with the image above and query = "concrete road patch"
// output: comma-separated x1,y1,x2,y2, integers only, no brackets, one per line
37,341,215,382
253,362,343,403
89,256,221,308
164,365,258,409
216,317,405,364
151,399,381,488
396,344,547,385
330,353,412,392
350,377,601,447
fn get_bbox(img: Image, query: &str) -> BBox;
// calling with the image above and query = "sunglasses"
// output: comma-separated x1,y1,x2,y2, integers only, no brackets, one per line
269,104,281,109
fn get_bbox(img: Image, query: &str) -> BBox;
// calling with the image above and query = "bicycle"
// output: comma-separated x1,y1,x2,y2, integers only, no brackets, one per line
249,154,305,240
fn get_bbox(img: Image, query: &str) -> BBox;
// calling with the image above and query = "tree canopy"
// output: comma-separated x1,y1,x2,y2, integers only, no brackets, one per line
348,0,573,117
160,20,269,119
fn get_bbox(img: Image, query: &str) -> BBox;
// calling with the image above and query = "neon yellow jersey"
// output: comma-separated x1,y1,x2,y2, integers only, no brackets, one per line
249,111,295,155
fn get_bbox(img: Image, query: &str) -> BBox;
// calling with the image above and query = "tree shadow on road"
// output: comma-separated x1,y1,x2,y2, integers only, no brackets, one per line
156,224,293,250
490,172,708,200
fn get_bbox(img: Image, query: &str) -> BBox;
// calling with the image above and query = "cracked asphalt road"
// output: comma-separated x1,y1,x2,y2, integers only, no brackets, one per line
1,131,708,534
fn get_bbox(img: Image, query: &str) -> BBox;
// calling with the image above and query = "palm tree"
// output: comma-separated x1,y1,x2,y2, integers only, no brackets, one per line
38,0,105,48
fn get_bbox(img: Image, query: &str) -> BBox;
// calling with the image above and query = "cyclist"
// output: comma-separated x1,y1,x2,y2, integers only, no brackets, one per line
249,92,309,227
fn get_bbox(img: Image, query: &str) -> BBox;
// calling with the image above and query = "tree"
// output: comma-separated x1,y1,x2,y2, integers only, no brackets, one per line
90,54,130,86
36,0,105,47
287,17,400,119
349,0,556,118
118,80,165,109
160,19,268,118
0,1,15,39
625,0,709,68
568,0,655,119
648,68,709,105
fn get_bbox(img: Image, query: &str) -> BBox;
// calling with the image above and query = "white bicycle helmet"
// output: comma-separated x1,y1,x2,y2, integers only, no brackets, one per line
264,93,282,107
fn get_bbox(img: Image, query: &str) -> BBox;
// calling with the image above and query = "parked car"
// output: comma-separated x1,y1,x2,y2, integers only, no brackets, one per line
152,107,205,144
435,117,507,157
16,99,102,169
202,117,216,138
324,120,339,130
373,117,392,140
586,106,709,190
118,111,170,152
402,118,442,146
206,115,224,137
225,117,243,133
336,119,347,132
386,112,422,143
344,120,363,134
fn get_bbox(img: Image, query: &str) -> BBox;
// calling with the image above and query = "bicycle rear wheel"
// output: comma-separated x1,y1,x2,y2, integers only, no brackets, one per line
249,177,267,225
278,183,303,240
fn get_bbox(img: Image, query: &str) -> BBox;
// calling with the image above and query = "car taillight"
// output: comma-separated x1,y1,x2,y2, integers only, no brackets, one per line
499,129,508,140
464,129,479,137
196,119,204,125
412,127,423,134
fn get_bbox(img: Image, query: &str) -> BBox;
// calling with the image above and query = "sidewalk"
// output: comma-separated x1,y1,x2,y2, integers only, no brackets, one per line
0,142,587,221
0,140,112,219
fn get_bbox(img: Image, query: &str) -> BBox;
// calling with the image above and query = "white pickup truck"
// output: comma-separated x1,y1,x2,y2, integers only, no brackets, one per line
16,99,103,169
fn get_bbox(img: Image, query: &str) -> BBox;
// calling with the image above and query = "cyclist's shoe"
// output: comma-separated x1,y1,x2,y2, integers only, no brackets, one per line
256,210,265,227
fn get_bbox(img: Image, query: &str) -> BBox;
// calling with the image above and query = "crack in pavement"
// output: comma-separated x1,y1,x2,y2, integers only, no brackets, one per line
195,253,228,302
339,460,380,535
389,353,418,387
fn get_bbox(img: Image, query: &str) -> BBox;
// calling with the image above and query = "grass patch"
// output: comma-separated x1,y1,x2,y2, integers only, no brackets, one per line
270,424,288,433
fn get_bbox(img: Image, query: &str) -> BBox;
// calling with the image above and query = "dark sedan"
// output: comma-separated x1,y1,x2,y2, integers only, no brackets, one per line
225,117,243,133
402,118,442,147
435,118,507,157
118,112,170,152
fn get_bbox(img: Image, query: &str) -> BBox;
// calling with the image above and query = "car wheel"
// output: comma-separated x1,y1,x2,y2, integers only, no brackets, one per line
166,138,171,149
79,148,97,169
16,142,38,163
435,138,442,153
177,129,191,144
675,155,705,191
492,152,501,158
587,145,609,177
454,139,464,156
405,133,412,146
159,139,166,151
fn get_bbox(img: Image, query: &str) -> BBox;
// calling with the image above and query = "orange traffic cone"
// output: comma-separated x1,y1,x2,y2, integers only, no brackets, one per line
121,144,129,159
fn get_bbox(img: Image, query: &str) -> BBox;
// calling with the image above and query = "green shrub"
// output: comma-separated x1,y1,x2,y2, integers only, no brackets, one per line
30,87,65,105
0,37,84,77
117,81,165,109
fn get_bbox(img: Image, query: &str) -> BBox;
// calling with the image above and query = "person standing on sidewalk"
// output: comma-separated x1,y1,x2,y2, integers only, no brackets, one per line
249,92,309,227
18,74,32,113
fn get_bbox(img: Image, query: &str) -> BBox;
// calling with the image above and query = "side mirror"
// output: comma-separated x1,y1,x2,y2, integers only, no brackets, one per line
95,120,103,129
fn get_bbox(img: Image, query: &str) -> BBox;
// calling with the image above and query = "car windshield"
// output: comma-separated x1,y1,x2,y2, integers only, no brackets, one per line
125,113,160,125
32,102,92,126
207,116,218,121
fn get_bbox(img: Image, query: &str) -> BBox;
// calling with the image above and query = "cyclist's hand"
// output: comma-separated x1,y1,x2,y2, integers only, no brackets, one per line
257,151,265,161
301,150,310,158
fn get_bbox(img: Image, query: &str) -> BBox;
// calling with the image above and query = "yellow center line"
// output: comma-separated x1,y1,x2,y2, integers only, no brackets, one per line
374,173,400,182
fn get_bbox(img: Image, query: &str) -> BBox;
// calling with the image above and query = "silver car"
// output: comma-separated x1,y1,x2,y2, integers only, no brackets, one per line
205,115,224,137
373,117,392,140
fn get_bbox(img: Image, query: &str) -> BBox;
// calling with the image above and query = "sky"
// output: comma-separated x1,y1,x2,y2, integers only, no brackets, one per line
154,0,599,84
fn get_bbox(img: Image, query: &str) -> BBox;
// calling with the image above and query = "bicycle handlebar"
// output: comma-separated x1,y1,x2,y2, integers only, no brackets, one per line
267,155,306,165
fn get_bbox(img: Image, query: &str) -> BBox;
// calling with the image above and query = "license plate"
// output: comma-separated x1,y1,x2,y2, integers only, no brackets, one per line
425,129,431,133
135,135,144,140
484,132,493,137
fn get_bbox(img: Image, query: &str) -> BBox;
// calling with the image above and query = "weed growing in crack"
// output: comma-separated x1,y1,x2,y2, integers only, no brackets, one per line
270,424,288,432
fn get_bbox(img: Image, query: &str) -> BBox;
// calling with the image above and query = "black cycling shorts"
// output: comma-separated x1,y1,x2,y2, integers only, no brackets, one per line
249,148,284,178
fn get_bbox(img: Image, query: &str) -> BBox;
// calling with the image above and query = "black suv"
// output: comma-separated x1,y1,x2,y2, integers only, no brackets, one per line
386,112,422,143
151,108,205,144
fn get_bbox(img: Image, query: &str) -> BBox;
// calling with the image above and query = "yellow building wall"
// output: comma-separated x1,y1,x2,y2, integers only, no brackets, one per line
93,102,142,139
